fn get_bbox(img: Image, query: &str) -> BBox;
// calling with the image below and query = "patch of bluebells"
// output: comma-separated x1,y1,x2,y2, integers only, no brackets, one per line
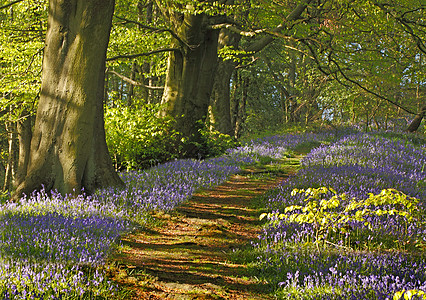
0,210,130,264
0,189,133,298
0,153,253,298
227,130,339,159
302,133,426,182
0,260,114,299
99,155,254,216
265,165,426,211
263,250,426,299
255,131,426,299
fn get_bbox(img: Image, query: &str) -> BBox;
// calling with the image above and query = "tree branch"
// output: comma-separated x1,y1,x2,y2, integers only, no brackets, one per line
208,23,266,37
299,38,417,115
106,48,179,61
373,2,426,55
396,18,426,55
114,15,190,48
107,70,164,90
245,0,314,53
0,0,24,10
328,57,416,115
263,56,291,98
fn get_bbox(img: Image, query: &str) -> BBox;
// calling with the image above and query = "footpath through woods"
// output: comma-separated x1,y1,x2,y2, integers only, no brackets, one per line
110,160,299,299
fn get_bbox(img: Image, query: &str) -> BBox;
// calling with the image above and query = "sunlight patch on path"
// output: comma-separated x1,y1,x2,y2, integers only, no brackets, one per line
111,171,288,299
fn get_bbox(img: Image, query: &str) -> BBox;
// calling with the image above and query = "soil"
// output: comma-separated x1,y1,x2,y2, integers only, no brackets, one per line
110,168,290,300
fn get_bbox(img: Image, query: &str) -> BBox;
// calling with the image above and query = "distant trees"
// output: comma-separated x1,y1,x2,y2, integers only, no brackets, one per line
0,0,46,192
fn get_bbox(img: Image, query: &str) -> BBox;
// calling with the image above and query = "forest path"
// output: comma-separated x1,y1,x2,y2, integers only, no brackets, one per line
111,162,298,299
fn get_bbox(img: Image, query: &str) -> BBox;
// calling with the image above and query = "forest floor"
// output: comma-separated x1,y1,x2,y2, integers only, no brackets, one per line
109,159,300,299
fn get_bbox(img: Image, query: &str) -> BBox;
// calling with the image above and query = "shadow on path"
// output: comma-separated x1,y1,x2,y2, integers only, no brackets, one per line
112,172,287,299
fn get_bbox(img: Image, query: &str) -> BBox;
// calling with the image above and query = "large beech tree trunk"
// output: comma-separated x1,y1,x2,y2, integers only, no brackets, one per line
160,10,219,156
209,28,241,136
12,0,122,200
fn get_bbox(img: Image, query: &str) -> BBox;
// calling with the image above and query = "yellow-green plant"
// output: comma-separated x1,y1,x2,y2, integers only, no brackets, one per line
260,187,420,247
394,289,426,300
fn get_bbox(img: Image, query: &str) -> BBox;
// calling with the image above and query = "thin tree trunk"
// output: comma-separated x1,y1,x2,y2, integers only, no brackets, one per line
407,105,426,132
12,0,122,200
3,120,16,192
231,70,239,131
128,61,137,107
142,62,150,103
234,77,248,139
14,111,32,189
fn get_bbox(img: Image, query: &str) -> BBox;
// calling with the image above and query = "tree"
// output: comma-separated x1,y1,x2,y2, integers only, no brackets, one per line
12,0,123,200
0,0,46,191
156,1,221,156
209,24,242,136
299,0,425,128
209,0,314,136
106,0,169,107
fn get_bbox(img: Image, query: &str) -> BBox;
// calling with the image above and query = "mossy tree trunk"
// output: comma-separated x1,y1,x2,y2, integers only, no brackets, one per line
158,4,219,156
209,28,241,136
12,0,123,200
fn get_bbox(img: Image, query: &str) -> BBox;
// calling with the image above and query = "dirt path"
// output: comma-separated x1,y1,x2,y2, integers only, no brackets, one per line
111,169,288,299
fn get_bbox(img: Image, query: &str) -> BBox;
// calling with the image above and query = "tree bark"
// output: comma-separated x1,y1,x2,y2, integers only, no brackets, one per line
3,120,17,192
159,8,219,156
12,0,122,200
209,28,241,135
234,75,248,139
230,70,239,131
127,61,138,107
209,0,312,135
14,111,32,189
244,0,313,53
407,105,426,132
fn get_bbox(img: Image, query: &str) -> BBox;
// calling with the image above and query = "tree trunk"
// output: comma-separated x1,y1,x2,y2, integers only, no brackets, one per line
127,61,138,107
209,28,241,136
14,112,32,189
234,76,248,139
142,62,151,103
3,120,17,192
231,70,239,131
407,105,426,132
160,11,219,156
12,0,122,200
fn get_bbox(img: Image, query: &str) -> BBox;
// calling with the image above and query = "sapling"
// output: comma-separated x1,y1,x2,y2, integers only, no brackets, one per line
260,187,421,250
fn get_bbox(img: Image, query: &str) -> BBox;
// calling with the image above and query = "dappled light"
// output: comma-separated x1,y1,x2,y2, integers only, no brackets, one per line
0,0,425,299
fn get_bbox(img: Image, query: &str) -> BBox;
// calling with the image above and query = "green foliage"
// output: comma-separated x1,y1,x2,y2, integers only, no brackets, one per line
261,187,421,248
195,121,240,158
0,0,46,114
218,46,253,63
105,103,179,170
394,289,426,300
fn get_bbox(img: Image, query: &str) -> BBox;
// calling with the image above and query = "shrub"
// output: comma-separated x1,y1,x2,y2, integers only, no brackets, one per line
105,103,179,170
198,123,240,158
